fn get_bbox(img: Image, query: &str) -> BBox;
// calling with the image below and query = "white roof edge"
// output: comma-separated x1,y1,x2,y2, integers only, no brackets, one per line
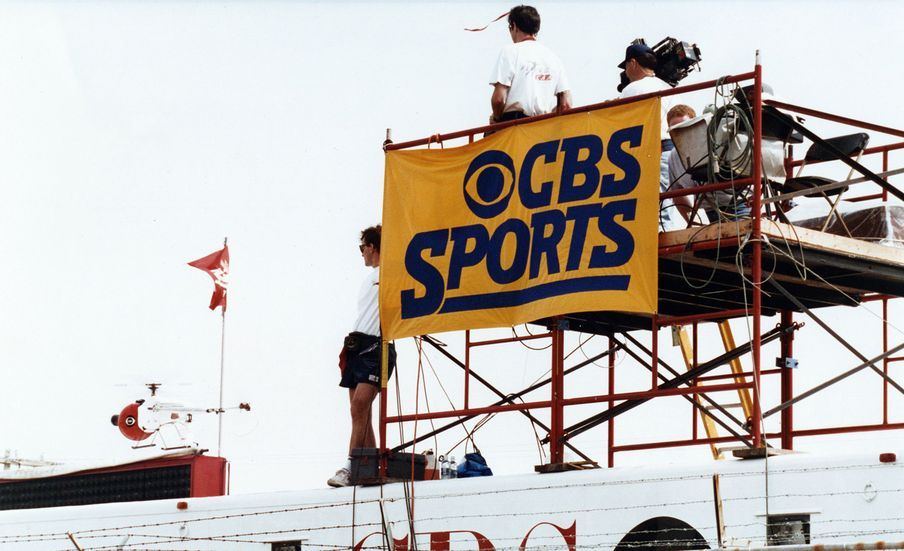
0,449,205,481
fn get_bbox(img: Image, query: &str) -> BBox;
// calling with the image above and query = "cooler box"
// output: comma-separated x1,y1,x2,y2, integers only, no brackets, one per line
387,452,427,481
350,448,427,484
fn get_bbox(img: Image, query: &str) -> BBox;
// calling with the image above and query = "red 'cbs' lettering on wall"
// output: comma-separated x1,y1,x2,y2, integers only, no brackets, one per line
353,521,576,550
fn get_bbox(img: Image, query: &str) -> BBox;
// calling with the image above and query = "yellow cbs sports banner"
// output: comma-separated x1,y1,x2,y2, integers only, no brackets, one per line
381,99,661,340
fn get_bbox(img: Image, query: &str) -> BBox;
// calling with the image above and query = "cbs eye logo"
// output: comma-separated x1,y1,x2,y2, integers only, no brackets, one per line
463,150,515,219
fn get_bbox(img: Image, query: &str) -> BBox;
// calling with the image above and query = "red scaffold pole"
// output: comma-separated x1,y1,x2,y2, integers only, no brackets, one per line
549,326,565,464
465,330,471,410
379,339,389,477
751,55,764,448
607,337,616,468
651,315,659,389
780,310,794,450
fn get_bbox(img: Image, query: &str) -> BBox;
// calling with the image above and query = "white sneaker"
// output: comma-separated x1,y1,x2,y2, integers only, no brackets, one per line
327,467,351,488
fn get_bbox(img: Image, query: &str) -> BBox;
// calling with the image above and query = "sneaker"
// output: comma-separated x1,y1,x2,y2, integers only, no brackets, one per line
327,467,350,488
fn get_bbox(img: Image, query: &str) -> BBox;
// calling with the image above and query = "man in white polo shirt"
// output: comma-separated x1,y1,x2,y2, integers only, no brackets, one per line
489,5,571,125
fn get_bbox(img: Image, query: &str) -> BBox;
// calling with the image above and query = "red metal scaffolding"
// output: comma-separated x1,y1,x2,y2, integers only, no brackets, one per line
379,59,904,473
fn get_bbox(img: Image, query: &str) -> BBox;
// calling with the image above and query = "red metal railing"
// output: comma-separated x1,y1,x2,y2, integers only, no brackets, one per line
385,73,756,151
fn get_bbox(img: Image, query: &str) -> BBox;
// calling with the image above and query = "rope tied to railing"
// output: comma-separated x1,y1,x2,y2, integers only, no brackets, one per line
426,133,444,149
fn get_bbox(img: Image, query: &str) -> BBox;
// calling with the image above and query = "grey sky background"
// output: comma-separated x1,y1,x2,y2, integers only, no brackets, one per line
1,1,903,492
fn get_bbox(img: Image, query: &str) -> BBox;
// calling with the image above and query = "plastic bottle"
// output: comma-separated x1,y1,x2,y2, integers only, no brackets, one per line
448,456,458,479
438,455,448,479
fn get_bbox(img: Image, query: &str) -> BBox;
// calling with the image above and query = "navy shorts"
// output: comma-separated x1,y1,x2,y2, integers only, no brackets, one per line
339,334,396,389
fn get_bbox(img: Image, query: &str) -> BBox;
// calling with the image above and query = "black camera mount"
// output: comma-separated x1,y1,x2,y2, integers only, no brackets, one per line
617,37,702,92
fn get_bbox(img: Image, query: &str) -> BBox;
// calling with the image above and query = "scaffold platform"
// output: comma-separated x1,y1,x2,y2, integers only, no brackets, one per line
557,218,904,335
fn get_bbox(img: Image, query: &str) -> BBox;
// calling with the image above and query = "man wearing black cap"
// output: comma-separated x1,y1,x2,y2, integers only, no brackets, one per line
489,5,571,125
618,43,681,231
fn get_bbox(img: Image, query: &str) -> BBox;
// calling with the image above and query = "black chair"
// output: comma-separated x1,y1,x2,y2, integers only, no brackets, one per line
781,132,870,233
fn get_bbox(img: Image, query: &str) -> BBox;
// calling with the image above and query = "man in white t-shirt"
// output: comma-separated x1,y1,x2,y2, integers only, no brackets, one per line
617,43,682,231
327,225,397,488
489,5,571,125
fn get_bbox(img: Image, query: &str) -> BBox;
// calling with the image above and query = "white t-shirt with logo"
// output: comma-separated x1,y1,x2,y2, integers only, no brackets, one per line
490,40,570,117
619,76,673,140
352,268,380,337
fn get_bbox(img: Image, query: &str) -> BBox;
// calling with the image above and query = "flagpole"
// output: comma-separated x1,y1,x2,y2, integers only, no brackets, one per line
217,236,227,457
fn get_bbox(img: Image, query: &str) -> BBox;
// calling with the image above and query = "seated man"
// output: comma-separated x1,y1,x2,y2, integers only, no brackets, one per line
489,5,571,125
667,104,750,224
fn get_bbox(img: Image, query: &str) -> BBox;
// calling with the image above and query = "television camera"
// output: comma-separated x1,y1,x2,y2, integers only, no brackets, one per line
617,37,702,92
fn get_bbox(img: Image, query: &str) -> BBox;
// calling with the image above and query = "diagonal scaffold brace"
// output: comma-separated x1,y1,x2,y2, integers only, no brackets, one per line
767,278,904,398
392,334,604,463
612,332,754,448
762,279,904,417
544,323,798,444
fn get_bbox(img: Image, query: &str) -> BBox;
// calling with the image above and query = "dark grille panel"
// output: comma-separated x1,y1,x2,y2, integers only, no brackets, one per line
0,465,191,511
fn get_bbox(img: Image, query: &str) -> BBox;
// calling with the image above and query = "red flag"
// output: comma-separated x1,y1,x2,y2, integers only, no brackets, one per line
188,245,229,311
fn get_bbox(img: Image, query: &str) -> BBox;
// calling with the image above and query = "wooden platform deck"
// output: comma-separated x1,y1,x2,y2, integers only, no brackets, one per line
556,219,904,334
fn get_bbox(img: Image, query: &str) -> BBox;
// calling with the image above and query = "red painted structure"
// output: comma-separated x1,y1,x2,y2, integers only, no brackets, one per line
0,453,228,510
380,59,904,473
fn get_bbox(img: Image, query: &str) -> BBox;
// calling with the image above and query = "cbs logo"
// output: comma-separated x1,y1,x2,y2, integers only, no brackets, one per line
462,150,515,219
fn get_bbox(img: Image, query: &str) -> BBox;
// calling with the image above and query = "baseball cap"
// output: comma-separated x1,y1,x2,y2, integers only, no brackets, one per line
618,43,654,69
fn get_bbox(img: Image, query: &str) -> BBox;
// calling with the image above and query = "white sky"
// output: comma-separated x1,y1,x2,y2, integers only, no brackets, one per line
1,1,904,493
